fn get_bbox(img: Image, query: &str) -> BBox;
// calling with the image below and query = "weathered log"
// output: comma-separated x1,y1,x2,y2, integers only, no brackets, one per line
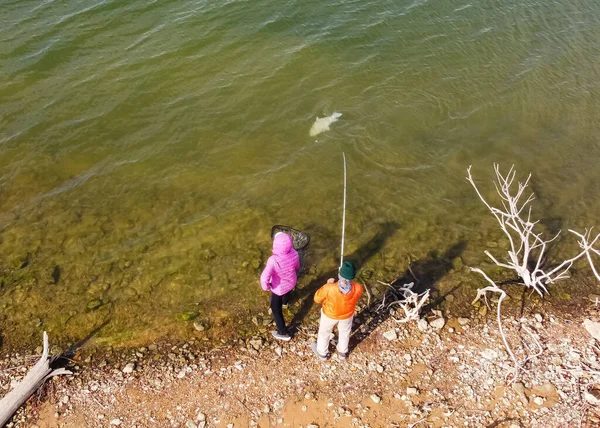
0,332,71,427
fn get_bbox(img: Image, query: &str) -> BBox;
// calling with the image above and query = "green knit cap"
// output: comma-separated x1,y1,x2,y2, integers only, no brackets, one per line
339,261,356,280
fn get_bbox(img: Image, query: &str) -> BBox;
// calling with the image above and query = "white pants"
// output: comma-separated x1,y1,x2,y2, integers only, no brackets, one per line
316,311,353,355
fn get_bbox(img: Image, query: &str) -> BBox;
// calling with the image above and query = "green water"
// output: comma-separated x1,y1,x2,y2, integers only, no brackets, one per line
1,0,600,349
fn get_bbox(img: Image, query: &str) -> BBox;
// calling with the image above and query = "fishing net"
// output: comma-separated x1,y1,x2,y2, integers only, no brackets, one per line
270,225,310,251
271,225,311,273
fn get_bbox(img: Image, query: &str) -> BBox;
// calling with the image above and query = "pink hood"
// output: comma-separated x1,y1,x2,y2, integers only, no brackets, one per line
260,233,300,296
272,232,293,256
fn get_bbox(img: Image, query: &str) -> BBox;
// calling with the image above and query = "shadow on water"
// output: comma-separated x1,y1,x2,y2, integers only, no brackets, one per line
349,240,467,352
54,318,111,368
530,178,563,238
52,265,61,285
289,221,400,332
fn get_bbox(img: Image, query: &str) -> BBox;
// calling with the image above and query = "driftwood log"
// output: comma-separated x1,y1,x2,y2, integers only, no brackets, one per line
0,332,71,427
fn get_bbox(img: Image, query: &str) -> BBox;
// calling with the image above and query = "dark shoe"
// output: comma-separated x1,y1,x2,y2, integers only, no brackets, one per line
337,351,348,360
271,331,291,341
311,342,327,361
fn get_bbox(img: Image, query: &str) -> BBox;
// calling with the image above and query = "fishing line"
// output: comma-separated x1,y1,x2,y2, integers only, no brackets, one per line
340,152,347,267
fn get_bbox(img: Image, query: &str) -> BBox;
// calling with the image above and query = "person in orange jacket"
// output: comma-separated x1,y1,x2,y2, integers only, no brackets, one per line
311,261,363,360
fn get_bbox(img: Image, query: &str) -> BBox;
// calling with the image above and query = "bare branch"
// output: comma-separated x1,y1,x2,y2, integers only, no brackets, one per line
376,281,429,323
467,165,600,378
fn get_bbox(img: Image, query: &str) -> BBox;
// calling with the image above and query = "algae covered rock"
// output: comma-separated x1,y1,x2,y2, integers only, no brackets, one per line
86,299,103,311
451,257,464,271
180,311,198,321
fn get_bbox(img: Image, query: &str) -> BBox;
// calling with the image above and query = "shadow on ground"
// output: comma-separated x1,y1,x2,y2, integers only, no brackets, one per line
349,240,467,351
288,221,400,333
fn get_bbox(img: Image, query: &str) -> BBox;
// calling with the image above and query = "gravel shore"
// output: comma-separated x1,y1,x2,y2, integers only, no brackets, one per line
3,298,600,427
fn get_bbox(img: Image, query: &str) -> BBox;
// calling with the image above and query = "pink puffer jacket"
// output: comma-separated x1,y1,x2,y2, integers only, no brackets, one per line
260,233,300,296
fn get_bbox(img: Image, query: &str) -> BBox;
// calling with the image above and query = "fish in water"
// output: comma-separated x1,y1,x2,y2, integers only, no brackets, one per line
309,112,342,137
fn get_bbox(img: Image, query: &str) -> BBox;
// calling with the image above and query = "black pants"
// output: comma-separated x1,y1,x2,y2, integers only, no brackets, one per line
270,290,291,334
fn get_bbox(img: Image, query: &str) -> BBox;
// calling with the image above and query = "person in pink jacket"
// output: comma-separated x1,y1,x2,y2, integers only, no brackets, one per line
260,232,300,341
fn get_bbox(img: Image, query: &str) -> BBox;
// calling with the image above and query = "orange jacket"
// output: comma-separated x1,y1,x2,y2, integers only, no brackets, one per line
314,281,363,320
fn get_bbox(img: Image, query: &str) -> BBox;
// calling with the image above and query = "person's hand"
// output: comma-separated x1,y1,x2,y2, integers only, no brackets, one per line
327,278,335,284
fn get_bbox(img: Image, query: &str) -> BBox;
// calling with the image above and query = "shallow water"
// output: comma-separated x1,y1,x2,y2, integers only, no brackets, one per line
1,0,600,349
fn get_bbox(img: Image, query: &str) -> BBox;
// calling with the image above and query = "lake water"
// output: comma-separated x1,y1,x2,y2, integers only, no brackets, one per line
1,0,600,349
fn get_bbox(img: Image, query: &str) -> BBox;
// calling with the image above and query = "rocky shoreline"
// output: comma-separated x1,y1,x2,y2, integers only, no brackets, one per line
3,293,600,427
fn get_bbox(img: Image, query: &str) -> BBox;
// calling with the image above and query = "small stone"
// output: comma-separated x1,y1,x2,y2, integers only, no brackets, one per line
122,363,135,373
383,330,397,341
588,294,600,304
177,369,186,379
370,394,381,404
512,382,525,394
429,318,445,330
584,391,600,405
186,421,198,428
583,319,600,341
445,294,455,302
532,396,544,406
458,317,470,326
481,349,498,360
302,405,307,412
196,413,206,422
110,419,122,426
273,400,284,411
149,344,158,351
307,424,319,428
530,382,558,398
250,338,263,351
417,319,429,332
97,414,105,420
407,387,419,395
304,392,313,400
534,313,543,323
61,395,69,404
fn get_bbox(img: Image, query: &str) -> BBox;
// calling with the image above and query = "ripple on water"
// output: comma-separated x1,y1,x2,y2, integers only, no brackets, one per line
1,0,600,350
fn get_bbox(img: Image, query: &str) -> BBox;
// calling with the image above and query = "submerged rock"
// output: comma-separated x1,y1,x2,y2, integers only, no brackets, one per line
193,320,207,331
180,311,198,321
86,299,103,311
451,257,464,271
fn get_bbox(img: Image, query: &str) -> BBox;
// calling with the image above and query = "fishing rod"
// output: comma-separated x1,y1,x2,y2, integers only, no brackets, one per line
340,152,347,268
